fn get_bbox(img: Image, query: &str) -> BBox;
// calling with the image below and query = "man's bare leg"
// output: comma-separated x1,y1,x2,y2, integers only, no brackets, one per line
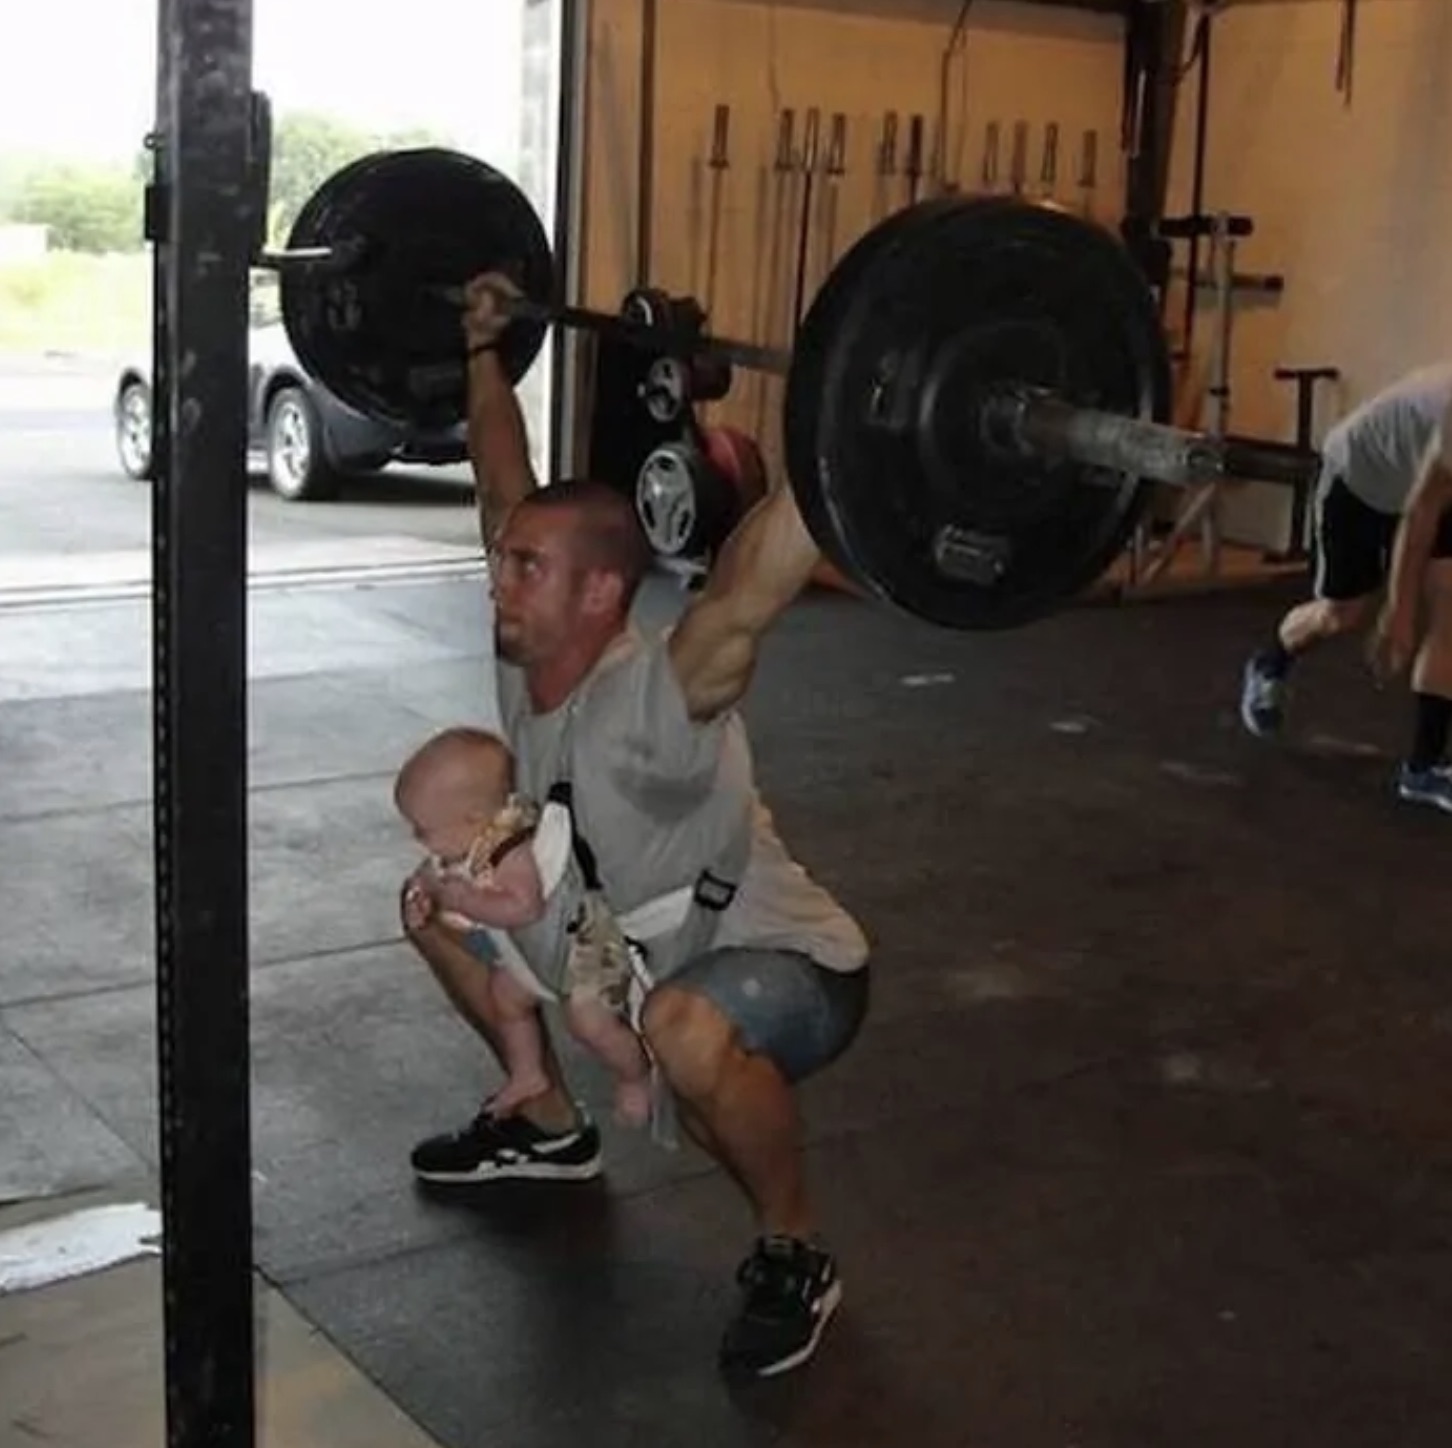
641,985,811,1238
641,982,846,1381
404,917,577,1133
674,1099,760,1203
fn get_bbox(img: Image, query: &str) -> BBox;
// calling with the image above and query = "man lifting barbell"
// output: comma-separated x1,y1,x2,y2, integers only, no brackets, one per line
1238,362,1452,813
255,141,1336,1381
401,273,871,1383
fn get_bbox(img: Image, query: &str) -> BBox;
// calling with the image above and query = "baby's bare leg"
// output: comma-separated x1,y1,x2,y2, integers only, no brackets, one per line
564,994,653,1128
485,968,552,1116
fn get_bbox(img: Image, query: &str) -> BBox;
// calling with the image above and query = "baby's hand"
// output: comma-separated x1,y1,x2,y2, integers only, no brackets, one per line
401,873,435,932
432,874,486,915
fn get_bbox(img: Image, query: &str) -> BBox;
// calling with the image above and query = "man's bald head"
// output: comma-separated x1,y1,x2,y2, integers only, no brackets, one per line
513,477,653,610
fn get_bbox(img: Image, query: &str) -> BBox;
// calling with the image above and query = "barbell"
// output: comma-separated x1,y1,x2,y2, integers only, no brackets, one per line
267,146,1321,632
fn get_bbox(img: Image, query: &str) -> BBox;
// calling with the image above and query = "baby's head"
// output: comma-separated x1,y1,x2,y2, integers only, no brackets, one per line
394,727,517,862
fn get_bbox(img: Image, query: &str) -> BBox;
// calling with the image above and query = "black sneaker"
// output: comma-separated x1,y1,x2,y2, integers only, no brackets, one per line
718,1235,843,1381
410,1109,603,1184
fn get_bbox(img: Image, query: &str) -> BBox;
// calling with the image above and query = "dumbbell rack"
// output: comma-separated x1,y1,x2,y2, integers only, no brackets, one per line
580,287,757,589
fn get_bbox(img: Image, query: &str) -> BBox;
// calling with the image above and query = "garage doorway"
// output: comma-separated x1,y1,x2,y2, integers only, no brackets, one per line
0,0,572,607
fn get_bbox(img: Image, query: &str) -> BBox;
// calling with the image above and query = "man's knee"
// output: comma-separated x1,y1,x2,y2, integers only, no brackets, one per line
640,985,736,1098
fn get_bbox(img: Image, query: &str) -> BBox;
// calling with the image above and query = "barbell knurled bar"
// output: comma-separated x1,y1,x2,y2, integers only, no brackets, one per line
496,294,793,376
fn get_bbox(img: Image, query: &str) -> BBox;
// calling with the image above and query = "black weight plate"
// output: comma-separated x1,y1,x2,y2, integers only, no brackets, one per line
784,195,1171,631
780,196,905,590
279,148,553,430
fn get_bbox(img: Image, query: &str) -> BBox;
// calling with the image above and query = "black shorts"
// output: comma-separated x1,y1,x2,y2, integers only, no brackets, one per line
1312,475,1452,601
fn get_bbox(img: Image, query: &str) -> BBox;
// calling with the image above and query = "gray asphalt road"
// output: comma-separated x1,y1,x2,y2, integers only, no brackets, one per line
0,358,481,573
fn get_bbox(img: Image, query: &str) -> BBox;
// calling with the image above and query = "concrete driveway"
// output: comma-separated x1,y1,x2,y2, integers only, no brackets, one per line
0,352,486,606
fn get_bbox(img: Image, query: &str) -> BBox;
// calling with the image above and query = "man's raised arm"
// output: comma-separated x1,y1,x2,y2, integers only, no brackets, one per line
667,481,823,723
462,275,539,549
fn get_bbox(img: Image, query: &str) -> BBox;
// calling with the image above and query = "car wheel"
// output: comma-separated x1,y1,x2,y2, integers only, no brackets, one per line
265,386,337,501
115,380,153,480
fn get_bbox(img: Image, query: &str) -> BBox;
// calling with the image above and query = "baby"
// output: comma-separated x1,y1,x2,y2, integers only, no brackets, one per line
394,726,653,1127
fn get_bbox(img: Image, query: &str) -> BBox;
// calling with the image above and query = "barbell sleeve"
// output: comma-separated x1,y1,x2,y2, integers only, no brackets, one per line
979,390,1322,491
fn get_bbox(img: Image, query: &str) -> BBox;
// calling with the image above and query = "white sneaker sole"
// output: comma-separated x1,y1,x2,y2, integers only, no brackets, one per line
413,1156,603,1184
1240,708,1282,739
1397,785,1452,814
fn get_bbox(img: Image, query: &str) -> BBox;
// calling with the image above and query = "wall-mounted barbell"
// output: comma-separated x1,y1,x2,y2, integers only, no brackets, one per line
262,146,1321,631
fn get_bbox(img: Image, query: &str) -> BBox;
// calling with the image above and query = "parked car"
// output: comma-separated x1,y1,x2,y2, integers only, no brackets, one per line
112,321,469,500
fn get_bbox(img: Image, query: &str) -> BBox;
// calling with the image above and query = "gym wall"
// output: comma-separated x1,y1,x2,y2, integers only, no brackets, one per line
1167,0,1452,429
573,0,1127,481
1161,0,1452,545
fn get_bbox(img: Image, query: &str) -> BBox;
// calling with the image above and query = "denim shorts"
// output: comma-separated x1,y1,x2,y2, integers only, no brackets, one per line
664,946,870,1084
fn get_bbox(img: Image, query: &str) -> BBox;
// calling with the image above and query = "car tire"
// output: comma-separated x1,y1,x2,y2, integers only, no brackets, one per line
115,380,153,480
265,386,337,501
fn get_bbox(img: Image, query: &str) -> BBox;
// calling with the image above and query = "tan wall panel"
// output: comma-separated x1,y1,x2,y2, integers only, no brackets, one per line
579,0,1126,473
1163,0,1452,548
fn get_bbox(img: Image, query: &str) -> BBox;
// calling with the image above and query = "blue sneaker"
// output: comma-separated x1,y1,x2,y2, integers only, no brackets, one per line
1239,654,1288,737
1395,762,1452,814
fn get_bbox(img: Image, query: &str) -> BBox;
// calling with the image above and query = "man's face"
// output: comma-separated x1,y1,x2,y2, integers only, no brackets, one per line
490,506,593,666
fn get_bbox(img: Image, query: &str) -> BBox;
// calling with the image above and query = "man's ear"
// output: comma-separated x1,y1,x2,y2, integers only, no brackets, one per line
579,568,625,618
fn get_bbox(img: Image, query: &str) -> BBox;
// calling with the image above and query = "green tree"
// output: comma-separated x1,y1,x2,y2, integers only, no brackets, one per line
0,113,455,255
266,111,453,246
6,162,142,253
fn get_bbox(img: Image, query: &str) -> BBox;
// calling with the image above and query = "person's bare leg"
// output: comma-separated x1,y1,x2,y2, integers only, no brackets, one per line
1411,561,1452,700
1400,560,1452,805
674,1098,752,1196
404,917,577,1133
486,969,555,1116
1243,594,1374,737
641,985,811,1239
563,996,652,1127
1279,593,1373,654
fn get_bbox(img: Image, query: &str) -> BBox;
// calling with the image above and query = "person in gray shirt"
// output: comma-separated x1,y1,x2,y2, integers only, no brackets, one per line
400,274,870,1381
1239,362,1452,811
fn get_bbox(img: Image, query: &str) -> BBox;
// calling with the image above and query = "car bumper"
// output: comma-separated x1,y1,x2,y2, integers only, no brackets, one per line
316,391,467,469
392,431,469,465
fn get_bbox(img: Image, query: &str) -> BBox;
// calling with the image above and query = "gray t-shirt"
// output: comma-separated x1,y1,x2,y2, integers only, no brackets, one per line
495,626,869,986
1320,362,1452,514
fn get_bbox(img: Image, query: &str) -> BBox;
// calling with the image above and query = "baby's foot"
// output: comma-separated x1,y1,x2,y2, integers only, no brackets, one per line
486,1073,551,1118
613,1078,652,1129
